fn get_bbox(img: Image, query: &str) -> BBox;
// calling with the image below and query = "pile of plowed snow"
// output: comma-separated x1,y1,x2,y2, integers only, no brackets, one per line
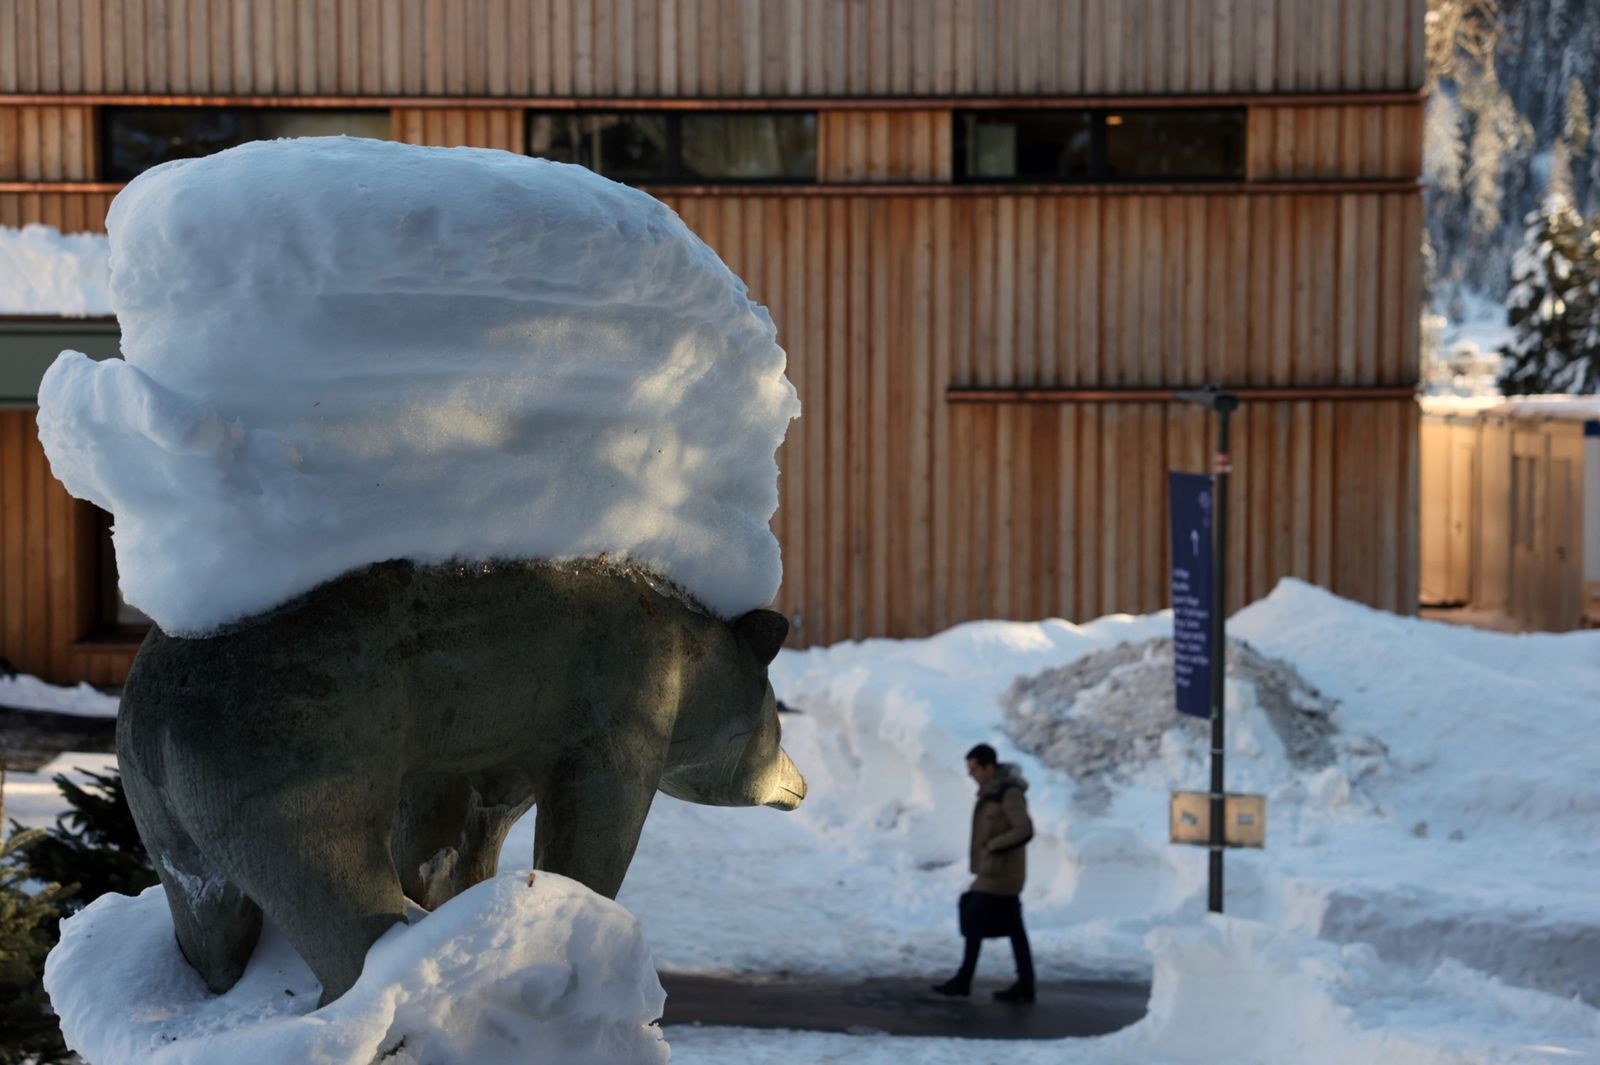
1004,636,1339,809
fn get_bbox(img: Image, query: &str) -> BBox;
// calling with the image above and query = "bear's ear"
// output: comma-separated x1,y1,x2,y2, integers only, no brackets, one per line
732,609,789,666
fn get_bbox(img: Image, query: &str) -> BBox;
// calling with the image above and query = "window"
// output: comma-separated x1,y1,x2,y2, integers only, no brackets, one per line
95,509,150,630
958,110,1093,181
680,113,816,181
527,113,672,181
526,111,817,183
1103,109,1246,180
954,107,1246,183
103,108,392,181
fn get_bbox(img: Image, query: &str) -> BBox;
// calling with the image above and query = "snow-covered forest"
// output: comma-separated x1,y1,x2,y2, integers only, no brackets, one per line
1427,0,1600,307
1426,0,1600,391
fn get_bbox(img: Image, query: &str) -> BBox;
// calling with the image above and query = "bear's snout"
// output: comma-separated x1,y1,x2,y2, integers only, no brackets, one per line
762,747,808,810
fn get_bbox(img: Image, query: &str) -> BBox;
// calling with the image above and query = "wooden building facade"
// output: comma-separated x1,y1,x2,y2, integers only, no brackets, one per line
1421,402,1600,632
0,0,1425,685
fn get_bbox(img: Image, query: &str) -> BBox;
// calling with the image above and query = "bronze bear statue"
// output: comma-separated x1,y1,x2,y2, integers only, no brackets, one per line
118,558,806,1005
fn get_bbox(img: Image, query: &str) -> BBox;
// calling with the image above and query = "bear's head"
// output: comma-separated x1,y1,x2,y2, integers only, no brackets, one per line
658,608,807,811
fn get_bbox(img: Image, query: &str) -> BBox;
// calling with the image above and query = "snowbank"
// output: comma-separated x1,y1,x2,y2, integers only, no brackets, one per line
0,224,112,316
37,137,798,634
0,671,119,716
667,916,1600,1064
45,872,668,1065
606,580,1600,1060
1,751,119,831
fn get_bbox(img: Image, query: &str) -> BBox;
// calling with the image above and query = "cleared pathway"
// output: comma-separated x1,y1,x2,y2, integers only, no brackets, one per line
658,973,1150,1040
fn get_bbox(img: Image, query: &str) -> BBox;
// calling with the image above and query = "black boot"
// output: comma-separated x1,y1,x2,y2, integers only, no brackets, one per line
993,982,1035,1003
932,936,982,996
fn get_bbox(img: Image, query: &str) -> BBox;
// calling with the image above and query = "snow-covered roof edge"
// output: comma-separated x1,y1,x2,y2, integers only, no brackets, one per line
1421,393,1600,422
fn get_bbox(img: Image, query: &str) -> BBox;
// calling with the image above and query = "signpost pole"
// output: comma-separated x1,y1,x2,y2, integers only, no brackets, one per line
1208,401,1234,913
1177,386,1238,914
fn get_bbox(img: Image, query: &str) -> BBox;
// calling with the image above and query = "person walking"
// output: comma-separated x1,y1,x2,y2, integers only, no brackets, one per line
932,743,1036,1003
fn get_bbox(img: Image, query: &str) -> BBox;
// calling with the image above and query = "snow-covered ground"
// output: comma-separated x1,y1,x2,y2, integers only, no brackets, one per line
0,672,119,717
607,579,1600,1062
23,580,1600,1063
3,751,118,831
47,874,670,1065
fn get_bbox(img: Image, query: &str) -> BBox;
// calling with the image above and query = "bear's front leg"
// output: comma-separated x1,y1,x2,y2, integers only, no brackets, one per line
532,745,663,899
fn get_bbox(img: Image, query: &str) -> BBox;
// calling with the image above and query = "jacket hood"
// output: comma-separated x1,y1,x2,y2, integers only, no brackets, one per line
980,762,1029,795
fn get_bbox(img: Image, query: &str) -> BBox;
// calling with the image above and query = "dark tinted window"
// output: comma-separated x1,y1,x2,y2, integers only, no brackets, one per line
104,108,391,180
527,111,817,183
526,113,672,182
1103,110,1246,180
958,111,1092,181
954,108,1246,183
525,114,585,164
681,113,816,180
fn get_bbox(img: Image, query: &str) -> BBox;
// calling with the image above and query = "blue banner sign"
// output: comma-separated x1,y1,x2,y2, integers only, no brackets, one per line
1169,471,1214,719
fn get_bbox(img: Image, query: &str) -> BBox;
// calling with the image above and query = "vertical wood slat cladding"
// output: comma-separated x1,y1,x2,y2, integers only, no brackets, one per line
937,399,1417,631
1420,412,1589,632
817,111,951,184
0,410,132,685
1,0,1427,95
0,191,116,231
944,192,1418,390
660,190,1420,646
1247,102,1423,180
0,107,97,180
391,106,525,151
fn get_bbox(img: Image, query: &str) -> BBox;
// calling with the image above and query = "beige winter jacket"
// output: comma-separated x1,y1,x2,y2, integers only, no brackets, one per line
969,763,1033,896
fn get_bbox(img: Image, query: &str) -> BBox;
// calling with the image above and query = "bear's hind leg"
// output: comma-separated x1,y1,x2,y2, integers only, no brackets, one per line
133,795,263,994
218,797,409,1007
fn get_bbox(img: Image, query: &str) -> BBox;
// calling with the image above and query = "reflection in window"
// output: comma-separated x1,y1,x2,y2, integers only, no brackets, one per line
103,108,392,180
954,108,1246,183
590,114,672,182
681,113,816,180
525,114,585,165
958,111,1092,181
1103,109,1246,180
527,111,817,183
526,113,672,180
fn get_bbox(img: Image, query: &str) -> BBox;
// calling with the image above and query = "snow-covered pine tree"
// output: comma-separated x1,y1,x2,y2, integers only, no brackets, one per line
1499,199,1598,392
1571,220,1600,391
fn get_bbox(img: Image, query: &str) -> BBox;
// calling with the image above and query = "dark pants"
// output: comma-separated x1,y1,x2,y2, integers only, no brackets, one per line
955,891,1034,990
955,926,1034,990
